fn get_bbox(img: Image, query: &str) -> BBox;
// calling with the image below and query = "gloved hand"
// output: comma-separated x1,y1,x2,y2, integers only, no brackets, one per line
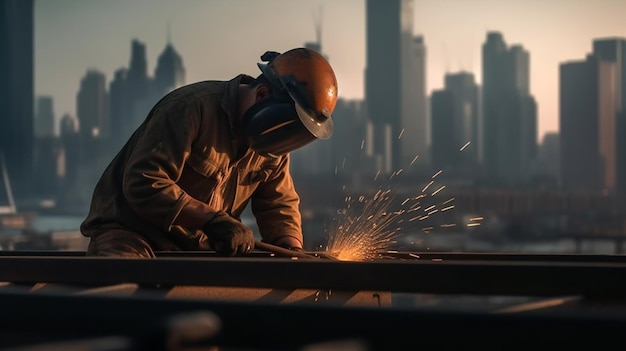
203,211,255,256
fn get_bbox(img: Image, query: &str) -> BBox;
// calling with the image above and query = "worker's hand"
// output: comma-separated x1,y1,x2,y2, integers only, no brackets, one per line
203,211,255,256
272,236,303,252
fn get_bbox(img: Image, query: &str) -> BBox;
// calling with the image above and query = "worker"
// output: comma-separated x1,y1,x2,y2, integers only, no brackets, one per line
80,47,338,258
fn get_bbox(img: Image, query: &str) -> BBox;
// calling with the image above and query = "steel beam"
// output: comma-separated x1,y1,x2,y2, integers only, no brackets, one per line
1,255,626,297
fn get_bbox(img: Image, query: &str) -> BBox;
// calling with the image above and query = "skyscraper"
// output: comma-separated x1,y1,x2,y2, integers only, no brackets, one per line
77,70,109,140
109,68,130,150
154,42,185,95
443,72,480,168
366,0,418,173
560,55,616,191
481,31,537,185
35,96,55,138
127,39,155,131
430,72,481,179
430,90,455,170
401,35,428,170
0,0,33,195
593,38,626,200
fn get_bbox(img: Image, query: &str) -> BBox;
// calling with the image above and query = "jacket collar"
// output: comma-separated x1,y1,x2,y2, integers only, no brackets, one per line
222,74,255,138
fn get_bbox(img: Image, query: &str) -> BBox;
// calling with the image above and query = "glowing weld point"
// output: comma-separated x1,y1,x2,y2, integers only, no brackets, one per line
460,141,471,151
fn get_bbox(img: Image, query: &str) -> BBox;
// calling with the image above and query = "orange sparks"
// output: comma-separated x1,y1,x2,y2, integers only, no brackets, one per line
460,141,471,151
431,185,446,196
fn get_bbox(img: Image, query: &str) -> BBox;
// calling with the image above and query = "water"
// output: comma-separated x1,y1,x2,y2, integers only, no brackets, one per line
30,214,84,233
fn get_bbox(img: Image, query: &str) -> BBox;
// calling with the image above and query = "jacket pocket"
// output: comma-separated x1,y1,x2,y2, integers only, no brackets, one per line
179,153,224,203
239,161,279,186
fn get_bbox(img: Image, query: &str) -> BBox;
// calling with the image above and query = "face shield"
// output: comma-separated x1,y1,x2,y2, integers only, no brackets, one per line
242,95,317,158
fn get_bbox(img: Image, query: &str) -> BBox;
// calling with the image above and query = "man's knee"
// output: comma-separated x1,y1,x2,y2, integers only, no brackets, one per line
87,230,156,258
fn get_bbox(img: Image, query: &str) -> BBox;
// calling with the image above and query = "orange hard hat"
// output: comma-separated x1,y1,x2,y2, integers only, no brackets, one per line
257,47,338,139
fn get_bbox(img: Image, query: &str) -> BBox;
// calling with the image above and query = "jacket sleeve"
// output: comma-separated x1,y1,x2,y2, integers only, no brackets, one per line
250,155,304,246
121,99,218,232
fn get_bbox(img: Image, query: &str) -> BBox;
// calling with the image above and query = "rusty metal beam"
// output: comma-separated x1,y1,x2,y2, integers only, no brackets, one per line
5,249,626,263
1,255,626,297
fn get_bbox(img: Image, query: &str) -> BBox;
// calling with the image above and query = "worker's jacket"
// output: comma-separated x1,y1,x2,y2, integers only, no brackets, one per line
80,75,303,250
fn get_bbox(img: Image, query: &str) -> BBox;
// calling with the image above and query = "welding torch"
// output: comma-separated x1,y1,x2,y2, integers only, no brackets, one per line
253,240,321,260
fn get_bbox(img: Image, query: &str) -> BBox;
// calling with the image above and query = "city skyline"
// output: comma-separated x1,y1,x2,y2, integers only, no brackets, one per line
35,0,626,140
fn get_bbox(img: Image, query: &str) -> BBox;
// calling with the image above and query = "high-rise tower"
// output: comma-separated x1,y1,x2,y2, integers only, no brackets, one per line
0,0,34,195
481,31,537,186
77,70,109,140
154,29,185,95
560,54,616,191
593,38,626,200
366,0,419,173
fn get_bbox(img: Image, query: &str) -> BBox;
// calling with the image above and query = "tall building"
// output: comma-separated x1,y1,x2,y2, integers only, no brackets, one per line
109,68,131,150
57,113,81,206
430,90,455,171
443,72,480,169
560,55,617,191
35,96,55,137
535,132,560,186
365,0,419,173
110,39,187,152
127,39,155,132
77,70,109,140
593,38,626,200
154,41,185,95
33,96,57,197
0,0,34,196
401,35,428,171
481,32,537,186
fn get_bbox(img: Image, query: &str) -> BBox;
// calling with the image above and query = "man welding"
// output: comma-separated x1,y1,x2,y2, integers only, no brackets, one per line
80,47,338,258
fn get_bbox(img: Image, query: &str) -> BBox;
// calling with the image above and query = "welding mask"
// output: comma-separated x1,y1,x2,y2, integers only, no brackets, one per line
243,48,338,158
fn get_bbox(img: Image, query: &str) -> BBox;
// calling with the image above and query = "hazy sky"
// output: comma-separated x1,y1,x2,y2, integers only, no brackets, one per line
35,0,626,141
